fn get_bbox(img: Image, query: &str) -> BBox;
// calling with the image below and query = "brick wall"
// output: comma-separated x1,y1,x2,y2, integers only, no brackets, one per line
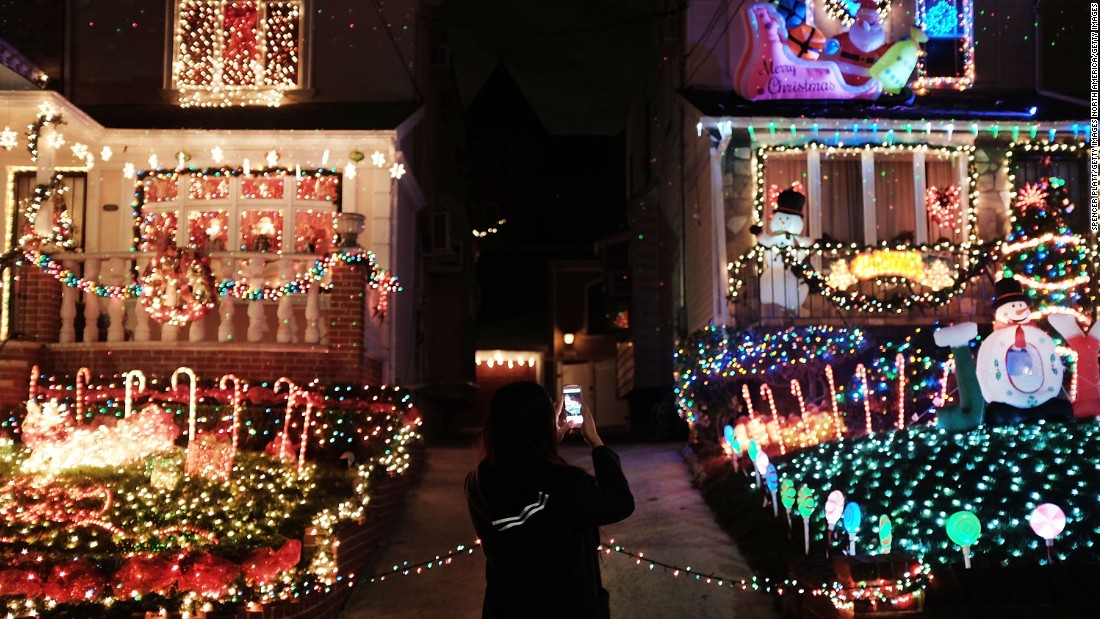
9,265,62,343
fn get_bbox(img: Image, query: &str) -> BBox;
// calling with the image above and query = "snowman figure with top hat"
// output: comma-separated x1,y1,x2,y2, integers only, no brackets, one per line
933,277,1071,430
751,188,812,317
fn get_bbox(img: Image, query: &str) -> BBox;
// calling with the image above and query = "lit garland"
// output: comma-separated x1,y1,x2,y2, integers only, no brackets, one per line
914,0,975,92
728,240,999,313
172,0,303,107
17,174,76,250
25,103,62,163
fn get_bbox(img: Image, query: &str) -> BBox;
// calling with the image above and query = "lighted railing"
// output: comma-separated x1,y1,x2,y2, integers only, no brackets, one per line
726,242,1000,327
44,251,339,345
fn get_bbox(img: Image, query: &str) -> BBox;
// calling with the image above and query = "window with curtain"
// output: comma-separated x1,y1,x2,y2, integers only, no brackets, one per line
762,154,808,222
819,153,863,242
924,155,960,242
171,0,305,107
873,153,915,242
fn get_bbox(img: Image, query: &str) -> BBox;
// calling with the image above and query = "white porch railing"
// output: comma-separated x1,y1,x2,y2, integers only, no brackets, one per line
50,252,337,346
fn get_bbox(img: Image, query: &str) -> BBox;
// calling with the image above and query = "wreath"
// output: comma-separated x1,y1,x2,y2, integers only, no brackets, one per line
27,107,63,162
140,247,216,325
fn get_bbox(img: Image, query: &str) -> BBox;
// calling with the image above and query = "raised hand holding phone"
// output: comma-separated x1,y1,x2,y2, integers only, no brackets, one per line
563,384,583,427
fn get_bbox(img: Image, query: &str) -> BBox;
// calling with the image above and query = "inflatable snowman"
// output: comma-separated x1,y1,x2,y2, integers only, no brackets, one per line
933,278,1071,430
752,189,811,314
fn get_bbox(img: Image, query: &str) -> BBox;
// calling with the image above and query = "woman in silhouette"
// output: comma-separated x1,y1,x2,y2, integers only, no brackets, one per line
466,381,634,618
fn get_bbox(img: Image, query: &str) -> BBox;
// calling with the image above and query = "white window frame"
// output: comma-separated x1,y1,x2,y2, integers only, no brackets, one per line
167,0,310,107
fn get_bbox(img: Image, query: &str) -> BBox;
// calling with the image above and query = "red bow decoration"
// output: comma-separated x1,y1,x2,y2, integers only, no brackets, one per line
177,553,240,598
0,569,43,598
43,560,105,604
114,555,180,597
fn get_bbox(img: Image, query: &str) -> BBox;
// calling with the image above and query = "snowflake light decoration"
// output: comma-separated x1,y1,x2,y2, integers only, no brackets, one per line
371,151,387,167
0,126,18,150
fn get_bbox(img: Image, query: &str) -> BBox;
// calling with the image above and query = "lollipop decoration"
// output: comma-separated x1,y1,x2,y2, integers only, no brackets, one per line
765,464,779,517
1029,503,1067,563
781,479,796,527
946,510,982,569
797,485,816,555
748,440,761,486
723,424,736,452
843,502,862,555
825,490,845,555
879,515,893,554
754,450,771,494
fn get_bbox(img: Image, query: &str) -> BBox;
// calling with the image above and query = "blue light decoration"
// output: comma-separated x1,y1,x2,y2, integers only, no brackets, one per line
923,0,960,39
774,421,1100,567
673,324,869,422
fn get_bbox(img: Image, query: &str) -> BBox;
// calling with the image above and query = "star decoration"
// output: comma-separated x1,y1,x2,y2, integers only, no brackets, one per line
389,163,406,180
371,151,386,167
211,146,224,164
0,127,18,150
100,146,113,161
1015,183,1047,212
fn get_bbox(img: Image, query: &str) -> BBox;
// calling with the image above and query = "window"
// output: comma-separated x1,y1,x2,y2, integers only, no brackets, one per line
171,1,304,107
11,172,87,250
914,0,975,91
757,145,970,245
137,169,339,253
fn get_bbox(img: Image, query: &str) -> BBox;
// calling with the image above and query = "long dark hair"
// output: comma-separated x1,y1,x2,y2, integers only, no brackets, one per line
479,381,564,469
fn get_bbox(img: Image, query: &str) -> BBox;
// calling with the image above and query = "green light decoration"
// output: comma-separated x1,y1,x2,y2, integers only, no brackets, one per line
946,510,982,569
798,485,816,555
747,439,759,465
781,479,796,527
880,515,893,554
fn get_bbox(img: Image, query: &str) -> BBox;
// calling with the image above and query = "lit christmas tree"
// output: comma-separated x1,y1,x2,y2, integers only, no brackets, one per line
1000,176,1090,324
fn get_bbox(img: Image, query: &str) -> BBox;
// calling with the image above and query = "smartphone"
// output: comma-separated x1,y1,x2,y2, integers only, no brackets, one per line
563,384,583,426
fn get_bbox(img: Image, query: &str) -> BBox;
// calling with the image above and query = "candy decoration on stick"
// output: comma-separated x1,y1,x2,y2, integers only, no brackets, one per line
75,367,91,420
855,363,872,435
797,485,816,555
754,450,770,493
748,440,761,486
825,365,843,440
273,377,298,463
742,384,756,420
781,479,796,527
933,358,955,407
723,424,736,452
946,510,981,569
122,369,146,419
765,464,779,516
825,490,844,554
790,379,807,419
1029,503,1066,563
895,353,906,430
842,502,862,555
879,515,893,554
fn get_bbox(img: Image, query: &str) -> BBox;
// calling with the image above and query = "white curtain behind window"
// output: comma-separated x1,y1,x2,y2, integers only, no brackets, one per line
762,154,808,222
873,153,916,242
819,153,863,243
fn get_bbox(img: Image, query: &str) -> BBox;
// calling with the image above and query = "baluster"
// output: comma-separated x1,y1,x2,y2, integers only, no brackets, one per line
104,258,127,342
246,257,266,342
218,257,236,342
82,258,101,343
305,280,320,344
276,258,294,343
133,257,151,342
189,315,206,342
59,260,78,343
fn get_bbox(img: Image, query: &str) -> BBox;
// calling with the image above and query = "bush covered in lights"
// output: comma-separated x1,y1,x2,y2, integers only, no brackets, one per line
0,380,422,618
774,421,1100,568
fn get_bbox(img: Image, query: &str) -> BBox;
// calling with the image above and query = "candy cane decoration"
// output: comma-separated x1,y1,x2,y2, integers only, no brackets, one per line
274,377,298,462
936,358,956,407
298,401,313,475
28,365,40,403
895,353,906,431
122,370,146,418
759,384,785,455
741,384,756,420
855,364,872,435
219,374,246,454
172,367,198,460
825,365,842,440
790,380,807,419
74,367,91,420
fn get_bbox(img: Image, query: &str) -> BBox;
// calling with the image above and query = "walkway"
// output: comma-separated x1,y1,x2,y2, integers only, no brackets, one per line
341,442,778,618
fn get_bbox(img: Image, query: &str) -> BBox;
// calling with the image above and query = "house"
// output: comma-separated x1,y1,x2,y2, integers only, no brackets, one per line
0,0,442,407
623,0,1093,405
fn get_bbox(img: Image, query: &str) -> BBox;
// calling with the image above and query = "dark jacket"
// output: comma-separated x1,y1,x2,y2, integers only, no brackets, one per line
465,446,635,618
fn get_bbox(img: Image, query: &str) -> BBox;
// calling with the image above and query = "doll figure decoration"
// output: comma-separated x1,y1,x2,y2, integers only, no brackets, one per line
751,189,812,316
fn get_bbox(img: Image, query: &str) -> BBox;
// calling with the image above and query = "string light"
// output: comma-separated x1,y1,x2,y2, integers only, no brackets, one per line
913,0,975,92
